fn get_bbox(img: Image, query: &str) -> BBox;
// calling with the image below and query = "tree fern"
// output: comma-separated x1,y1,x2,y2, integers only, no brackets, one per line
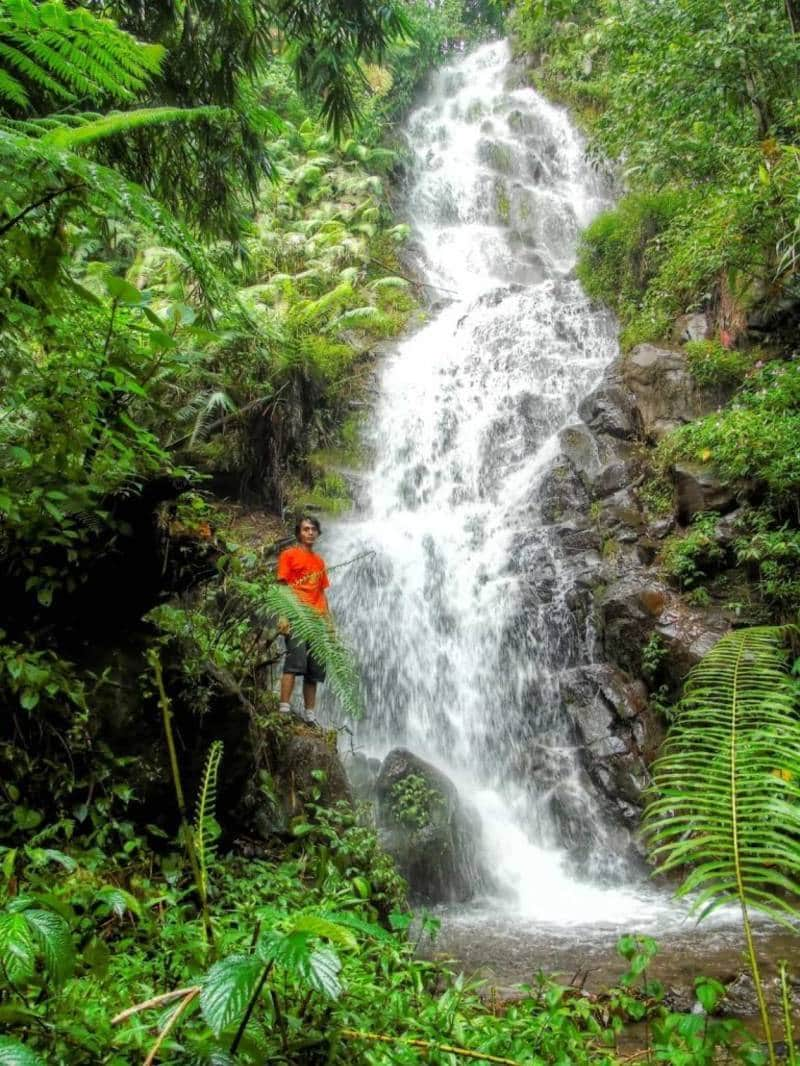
194,740,224,905
39,105,231,149
0,0,163,111
644,624,800,1062
0,129,230,308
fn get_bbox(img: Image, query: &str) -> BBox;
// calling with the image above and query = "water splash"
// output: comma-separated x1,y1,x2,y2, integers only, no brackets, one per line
321,41,686,926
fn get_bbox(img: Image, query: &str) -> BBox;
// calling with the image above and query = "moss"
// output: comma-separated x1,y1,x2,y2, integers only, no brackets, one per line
494,178,510,224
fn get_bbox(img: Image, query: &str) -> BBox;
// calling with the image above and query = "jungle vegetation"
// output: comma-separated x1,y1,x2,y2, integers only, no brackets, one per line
2,0,800,1062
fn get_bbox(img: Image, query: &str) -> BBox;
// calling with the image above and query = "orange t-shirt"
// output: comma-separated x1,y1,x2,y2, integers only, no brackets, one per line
276,546,330,614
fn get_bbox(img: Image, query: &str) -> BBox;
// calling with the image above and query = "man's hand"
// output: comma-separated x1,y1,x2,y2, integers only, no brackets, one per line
277,616,291,635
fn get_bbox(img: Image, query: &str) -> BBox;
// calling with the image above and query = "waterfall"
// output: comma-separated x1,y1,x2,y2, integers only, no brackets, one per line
322,40,663,925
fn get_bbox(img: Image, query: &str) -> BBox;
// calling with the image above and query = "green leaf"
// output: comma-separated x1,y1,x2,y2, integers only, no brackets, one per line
200,954,263,1038
105,276,144,304
22,909,75,986
289,914,357,951
305,946,341,999
0,1036,46,1066
645,625,800,926
0,912,36,984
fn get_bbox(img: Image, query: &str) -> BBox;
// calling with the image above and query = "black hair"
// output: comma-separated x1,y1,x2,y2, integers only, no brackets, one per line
295,514,321,538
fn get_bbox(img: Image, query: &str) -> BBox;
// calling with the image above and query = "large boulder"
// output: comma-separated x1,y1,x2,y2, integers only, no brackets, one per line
621,344,733,440
376,748,485,903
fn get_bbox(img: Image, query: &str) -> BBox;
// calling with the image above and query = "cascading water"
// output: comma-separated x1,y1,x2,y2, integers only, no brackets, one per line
321,40,716,938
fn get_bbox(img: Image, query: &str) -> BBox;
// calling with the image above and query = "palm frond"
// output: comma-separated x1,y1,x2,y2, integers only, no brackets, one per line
644,625,800,926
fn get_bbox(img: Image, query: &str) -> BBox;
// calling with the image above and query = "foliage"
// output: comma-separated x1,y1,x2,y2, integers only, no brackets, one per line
657,359,800,502
513,0,800,343
660,512,725,591
390,773,445,831
645,624,800,1062
733,509,800,618
684,340,755,389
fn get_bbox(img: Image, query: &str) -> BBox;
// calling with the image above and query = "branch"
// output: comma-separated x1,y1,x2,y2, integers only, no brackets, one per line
339,1029,525,1064
0,183,84,237
112,985,200,1024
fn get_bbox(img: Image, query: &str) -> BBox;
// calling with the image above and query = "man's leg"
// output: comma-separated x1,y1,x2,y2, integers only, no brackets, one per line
280,672,296,705
302,680,317,711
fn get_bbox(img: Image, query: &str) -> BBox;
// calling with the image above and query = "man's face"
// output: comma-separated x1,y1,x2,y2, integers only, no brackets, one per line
299,520,319,548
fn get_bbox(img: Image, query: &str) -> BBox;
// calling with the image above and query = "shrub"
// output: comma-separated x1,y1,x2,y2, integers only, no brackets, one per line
684,340,755,388
661,512,724,589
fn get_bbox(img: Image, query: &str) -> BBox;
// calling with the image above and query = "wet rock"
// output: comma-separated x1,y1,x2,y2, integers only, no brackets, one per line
560,664,662,829
654,600,728,681
622,344,733,440
345,751,381,802
558,423,603,483
673,461,738,521
539,460,590,522
376,748,485,904
276,728,353,822
599,574,669,673
578,381,642,440
591,459,641,500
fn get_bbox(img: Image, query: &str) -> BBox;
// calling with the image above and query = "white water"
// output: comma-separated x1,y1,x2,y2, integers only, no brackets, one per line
321,41,709,933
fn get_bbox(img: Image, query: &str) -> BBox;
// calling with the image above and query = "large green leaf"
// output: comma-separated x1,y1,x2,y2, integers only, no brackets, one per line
200,954,263,1038
289,913,357,950
645,625,800,924
0,1036,46,1066
20,909,74,986
259,931,342,1000
0,912,36,985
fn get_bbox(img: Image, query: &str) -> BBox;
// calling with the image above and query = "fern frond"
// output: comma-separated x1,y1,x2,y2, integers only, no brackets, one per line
0,0,164,112
39,106,231,149
0,129,231,309
194,741,224,903
262,583,363,719
644,625,800,926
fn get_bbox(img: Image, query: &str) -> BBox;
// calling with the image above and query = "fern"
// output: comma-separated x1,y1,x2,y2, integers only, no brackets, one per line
39,106,231,149
644,624,800,1063
194,740,224,904
0,0,163,111
262,583,363,718
0,129,231,308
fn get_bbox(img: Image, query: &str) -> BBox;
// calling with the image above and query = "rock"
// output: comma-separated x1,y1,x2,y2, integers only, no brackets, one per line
343,751,381,802
673,462,737,521
622,344,732,440
269,726,353,829
591,459,641,500
376,748,485,903
538,460,589,522
578,381,642,440
599,574,669,673
558,423,603,482
673,312,712,343
654,599,729,681
560,664,663,828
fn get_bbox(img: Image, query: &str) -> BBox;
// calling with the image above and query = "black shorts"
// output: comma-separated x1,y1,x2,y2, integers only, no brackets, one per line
283,633,326,684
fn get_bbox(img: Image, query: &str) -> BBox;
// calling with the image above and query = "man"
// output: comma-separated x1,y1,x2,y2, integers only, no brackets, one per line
276,514,330,723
